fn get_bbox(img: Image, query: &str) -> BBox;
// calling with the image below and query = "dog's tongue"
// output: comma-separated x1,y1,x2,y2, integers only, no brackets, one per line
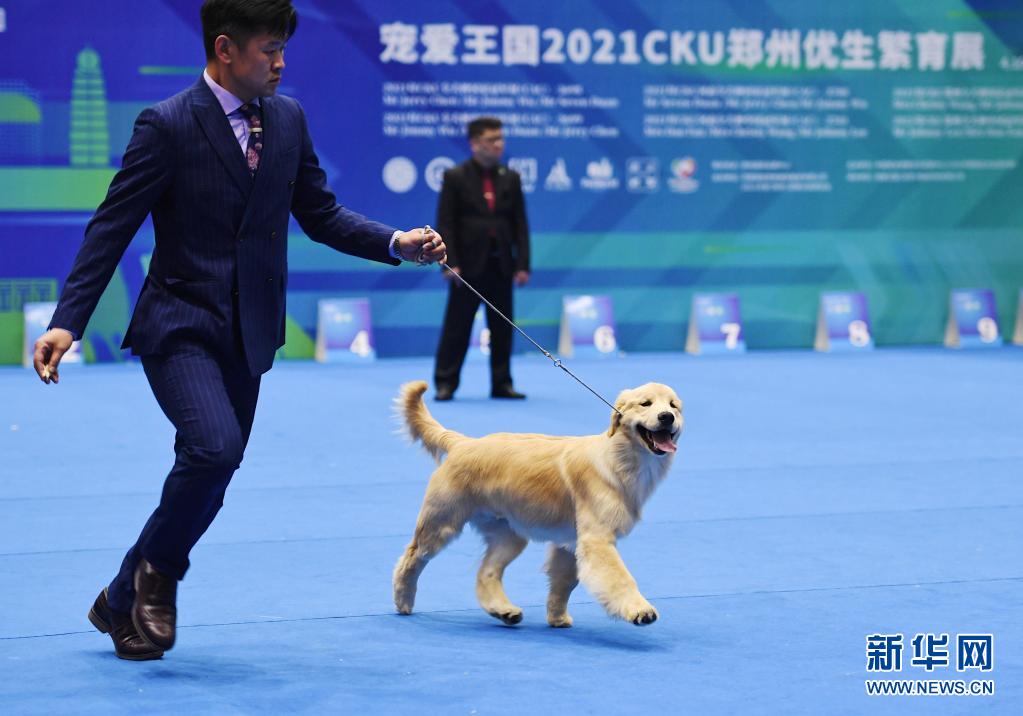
652,430,676,453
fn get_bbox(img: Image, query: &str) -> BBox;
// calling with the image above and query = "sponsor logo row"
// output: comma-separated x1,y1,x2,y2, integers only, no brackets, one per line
381,155,700,194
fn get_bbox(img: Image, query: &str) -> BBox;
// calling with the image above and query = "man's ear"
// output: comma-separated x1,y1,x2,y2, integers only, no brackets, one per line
215,34,233,64
607,406,623,437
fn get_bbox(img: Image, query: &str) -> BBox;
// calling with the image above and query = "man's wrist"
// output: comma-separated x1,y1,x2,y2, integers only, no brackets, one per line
48,326,79,341
389,230,403,261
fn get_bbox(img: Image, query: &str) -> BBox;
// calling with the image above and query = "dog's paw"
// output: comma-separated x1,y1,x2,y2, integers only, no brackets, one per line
547,614,573,628
489,608,523,626
626,603,659,626
631,610,657,626
393,586,416,615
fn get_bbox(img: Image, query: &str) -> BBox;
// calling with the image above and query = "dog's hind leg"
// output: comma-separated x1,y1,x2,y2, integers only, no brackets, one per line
544,544,578,628
393,486,469,615
474,519,528,625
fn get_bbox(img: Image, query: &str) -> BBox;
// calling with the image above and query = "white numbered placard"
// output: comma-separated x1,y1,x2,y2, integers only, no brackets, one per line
814,291,873,352
467,307,491,362
315,298,376,362
685,293,745,355
558,295,618,358
944,289,1001,349
1013,288,1023,346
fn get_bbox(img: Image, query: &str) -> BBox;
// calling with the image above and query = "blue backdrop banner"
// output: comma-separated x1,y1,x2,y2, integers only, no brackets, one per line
1,1,1021,362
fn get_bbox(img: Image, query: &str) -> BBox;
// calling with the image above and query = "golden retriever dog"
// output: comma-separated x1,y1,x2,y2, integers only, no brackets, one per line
393,380,683,627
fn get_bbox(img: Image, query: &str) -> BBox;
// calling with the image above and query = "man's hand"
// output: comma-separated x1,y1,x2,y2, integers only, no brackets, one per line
396,227,447,265
514,270,530,287
33,328,75,384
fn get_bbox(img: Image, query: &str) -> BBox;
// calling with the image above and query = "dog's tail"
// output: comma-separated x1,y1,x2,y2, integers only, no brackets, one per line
396,381,464,462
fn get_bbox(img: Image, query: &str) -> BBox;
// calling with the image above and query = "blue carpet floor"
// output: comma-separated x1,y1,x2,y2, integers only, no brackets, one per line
1,348,1020,714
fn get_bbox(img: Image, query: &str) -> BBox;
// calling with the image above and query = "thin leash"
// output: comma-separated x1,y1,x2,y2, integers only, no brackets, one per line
417,226,622,416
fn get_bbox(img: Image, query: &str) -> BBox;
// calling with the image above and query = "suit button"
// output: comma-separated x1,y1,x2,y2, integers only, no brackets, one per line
232,289,239,296
270,231,277,239
267,277,274,283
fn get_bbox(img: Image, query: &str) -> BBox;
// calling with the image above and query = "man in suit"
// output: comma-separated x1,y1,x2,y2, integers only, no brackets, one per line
433,117,530,401
31,0,445,661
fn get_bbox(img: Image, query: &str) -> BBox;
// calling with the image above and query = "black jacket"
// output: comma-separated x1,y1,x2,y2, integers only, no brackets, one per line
435,159,530,278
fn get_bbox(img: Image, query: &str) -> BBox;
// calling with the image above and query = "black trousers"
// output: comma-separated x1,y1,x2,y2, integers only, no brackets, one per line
434,258,514,392
106,337,260,613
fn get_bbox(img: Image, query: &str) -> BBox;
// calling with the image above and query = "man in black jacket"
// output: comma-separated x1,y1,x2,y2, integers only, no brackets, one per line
433,117,530,401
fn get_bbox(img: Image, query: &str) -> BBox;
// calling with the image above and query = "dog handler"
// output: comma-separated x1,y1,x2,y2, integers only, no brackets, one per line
32,0,445,660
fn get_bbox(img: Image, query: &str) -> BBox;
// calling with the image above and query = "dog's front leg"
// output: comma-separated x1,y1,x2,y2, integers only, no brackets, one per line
574,517,658,625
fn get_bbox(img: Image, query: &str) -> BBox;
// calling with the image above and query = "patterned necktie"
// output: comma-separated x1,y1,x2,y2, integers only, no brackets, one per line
236,103,262,176
481,168,495,211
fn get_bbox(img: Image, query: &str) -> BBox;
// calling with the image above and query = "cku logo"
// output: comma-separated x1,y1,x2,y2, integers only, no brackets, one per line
544,158,572,191
626,157,659,193
668,157,699,193
425,156,455,192
580,158,619,191
507,157,537,193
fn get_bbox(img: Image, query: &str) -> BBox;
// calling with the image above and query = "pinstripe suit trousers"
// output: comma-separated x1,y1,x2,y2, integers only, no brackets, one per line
105,335,260,613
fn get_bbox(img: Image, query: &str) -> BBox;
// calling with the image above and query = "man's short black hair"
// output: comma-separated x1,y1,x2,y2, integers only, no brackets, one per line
467,117,503,140
201,0,298,60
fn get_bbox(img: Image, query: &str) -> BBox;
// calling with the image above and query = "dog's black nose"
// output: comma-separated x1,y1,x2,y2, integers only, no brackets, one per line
657,411,674,426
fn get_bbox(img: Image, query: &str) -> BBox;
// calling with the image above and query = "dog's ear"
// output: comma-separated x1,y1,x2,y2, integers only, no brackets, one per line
607,405,623,437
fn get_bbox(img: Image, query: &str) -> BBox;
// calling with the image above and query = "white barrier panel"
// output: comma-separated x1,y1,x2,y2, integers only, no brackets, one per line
466,307,491,363
1013,289,1023,346
685,292,745,355
944,289,1000,349
315,298,376,363
557,295,618,358
814,291,873,352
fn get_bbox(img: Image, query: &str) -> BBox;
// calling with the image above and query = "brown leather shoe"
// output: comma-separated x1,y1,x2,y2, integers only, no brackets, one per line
132,559,177,651
88,588,163,661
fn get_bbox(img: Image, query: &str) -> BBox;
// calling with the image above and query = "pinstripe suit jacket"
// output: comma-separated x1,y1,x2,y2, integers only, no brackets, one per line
51,77,399,376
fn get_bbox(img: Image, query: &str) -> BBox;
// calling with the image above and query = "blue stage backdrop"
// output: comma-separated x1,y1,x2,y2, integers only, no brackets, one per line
1,1,1021,363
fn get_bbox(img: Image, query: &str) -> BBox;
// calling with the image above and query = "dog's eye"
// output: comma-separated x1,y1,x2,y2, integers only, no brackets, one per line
639,400,652,407
670,401,678,409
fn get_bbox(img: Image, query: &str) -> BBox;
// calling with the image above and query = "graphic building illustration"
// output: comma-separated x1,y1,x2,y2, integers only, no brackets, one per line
70,46,110,167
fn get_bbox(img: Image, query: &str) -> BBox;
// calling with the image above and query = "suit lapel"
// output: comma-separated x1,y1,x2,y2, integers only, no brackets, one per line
190,79,252,195
494,165,510,209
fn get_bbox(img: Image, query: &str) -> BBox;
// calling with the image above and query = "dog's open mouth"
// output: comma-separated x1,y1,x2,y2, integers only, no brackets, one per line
638,426,677,455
